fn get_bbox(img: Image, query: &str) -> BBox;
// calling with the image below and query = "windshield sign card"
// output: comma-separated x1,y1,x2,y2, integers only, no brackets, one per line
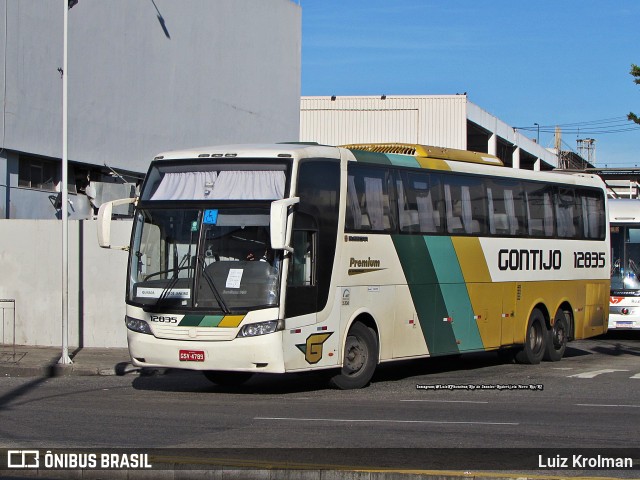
226,269,244,288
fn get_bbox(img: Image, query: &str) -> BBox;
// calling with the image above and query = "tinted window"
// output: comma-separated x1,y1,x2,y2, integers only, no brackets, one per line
346,165,396,232
396,171,444,234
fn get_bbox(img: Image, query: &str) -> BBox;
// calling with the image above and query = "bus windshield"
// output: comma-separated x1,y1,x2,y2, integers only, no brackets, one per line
610,225,640,293
128,206,281,312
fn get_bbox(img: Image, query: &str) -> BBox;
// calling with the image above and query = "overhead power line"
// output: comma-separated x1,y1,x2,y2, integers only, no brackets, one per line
516,116,640,135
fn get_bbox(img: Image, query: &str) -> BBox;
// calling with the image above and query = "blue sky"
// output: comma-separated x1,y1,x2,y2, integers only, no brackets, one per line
300,0,640,167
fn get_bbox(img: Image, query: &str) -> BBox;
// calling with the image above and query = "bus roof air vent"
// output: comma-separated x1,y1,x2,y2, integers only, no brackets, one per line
341,143,503,167
342,143,417,155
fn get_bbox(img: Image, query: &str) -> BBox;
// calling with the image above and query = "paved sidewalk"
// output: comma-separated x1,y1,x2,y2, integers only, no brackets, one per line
0,345,134,377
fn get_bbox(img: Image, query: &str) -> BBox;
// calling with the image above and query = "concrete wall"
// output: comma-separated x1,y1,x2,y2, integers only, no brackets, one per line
0,0,301,173
0,219,132,348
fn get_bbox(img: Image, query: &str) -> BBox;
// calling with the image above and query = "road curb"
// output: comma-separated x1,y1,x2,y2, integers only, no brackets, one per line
0,362,139,378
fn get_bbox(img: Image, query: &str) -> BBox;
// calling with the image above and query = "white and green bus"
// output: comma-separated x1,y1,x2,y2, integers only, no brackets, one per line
98,143,609,389
609,198,640,330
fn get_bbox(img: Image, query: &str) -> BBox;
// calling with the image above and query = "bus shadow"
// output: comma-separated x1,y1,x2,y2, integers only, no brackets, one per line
131,369,342,394
130,354,504,394
590,331,640,356
129,341,613,394
371,351,510,383
562,345,593,358
130,350,512,394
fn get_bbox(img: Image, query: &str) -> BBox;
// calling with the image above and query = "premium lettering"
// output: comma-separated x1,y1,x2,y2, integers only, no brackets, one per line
350,257,381,268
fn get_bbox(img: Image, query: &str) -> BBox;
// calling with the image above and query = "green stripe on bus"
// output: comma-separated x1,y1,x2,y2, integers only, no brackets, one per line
179,315,224,327
198,315,224,327
178,315,203,327
391,235,458,355
424,237,484,351
350,150,421,168
385,153,421,168
350,150,392,165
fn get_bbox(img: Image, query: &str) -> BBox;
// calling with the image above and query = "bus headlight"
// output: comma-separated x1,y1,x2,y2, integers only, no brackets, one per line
125,316,153,335
237,320,284,338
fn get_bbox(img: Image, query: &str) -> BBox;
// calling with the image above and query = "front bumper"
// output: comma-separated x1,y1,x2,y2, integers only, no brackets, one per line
127,329,286,373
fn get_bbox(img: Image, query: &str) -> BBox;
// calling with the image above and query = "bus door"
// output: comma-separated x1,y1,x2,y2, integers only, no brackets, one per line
285,212,318,317
283,160,341,369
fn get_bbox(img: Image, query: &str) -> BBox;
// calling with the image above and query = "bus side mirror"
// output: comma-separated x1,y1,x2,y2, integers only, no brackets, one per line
97,197,136,250
270,197,299,253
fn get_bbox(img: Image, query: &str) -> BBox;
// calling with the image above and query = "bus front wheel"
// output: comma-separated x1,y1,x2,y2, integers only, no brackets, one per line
515,308,546,365
329,322,378,390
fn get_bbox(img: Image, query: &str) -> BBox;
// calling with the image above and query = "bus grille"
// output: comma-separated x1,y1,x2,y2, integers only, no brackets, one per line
151,325,237,341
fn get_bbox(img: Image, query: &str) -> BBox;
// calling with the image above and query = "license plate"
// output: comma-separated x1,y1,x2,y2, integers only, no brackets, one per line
179,350,205,362
616,322,633,327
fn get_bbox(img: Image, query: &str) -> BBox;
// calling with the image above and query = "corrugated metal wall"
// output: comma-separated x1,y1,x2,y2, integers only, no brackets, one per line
300,96,467,149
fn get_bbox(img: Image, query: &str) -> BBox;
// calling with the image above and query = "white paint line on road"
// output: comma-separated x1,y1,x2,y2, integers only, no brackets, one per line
568,369,629,378
254,417,518,426
576,403,640,408
401,399,489,404
630,373,640,379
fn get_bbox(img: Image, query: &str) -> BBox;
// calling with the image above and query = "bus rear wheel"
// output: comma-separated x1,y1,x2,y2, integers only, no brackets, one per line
203,371,254,386
515,308,546,365
329,322,378,390
544,309,568,362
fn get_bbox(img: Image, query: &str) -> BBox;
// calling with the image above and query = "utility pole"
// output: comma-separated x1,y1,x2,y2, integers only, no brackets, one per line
59,0,75,365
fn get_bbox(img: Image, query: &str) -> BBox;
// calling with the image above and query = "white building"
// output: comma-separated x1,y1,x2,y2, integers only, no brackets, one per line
300,95,558,170
1,0,301,219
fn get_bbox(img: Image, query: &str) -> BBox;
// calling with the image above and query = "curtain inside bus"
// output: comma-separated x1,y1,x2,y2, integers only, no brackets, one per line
150,171,285,200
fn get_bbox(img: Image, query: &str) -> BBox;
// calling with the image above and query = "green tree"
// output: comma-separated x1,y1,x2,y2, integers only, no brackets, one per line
629,64,640,124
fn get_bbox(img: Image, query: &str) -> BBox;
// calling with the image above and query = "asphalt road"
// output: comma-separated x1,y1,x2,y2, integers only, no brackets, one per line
0,331,638,473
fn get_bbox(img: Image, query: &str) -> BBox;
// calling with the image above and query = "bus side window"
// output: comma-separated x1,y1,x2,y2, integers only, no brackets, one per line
346,165,396,233
486,179,525,236
556,188,579,238
443,178,485,235
398,171,443,234
578,189,605,239
524,183,555,237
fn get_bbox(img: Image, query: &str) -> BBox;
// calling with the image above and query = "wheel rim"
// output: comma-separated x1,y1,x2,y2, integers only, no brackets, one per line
553,321,566,349
344,335,367,375
529,321,544,353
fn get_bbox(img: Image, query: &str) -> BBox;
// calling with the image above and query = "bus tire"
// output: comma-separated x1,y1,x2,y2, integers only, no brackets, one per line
515,308,546,365
329,322,378,390
203,371,253,386
544,310,568,362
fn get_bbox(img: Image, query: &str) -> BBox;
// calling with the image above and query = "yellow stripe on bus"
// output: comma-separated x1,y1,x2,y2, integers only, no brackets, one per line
218,315,245,328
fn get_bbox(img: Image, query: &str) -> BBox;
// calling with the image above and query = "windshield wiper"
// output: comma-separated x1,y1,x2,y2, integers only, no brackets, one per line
158,250,192,302
197,255,231,314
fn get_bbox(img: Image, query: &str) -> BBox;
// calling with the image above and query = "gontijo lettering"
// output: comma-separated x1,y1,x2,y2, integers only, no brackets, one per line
498,249,561,271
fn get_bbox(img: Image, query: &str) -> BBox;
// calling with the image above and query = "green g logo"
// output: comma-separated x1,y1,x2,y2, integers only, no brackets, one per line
296,332,333,364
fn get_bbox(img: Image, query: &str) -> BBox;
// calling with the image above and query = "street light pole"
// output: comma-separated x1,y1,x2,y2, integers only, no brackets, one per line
534,123,540,144
59,0,73,365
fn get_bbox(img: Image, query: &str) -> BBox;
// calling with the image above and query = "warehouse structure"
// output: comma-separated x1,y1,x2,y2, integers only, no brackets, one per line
300,95,561,170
